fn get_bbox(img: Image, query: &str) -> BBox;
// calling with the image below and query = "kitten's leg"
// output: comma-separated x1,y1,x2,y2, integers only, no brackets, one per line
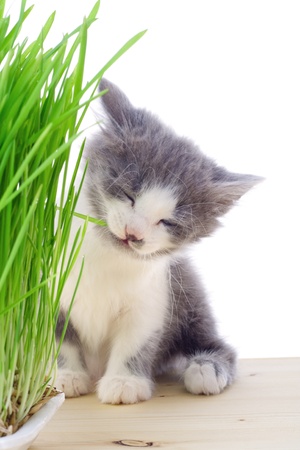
96,319,159,404
97,344,156,404
55,313,92,397
169,260,237,396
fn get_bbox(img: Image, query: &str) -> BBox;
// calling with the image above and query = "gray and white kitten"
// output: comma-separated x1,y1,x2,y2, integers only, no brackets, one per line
55,78,260,404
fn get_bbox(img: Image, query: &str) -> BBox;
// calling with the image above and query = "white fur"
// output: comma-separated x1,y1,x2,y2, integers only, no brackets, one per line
55,342,92,396
55,369,91,397
57,185,176,403
184,362,228,395
97,375,153,404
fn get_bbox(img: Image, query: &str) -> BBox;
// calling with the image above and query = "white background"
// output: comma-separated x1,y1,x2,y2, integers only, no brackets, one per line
7,0,300,358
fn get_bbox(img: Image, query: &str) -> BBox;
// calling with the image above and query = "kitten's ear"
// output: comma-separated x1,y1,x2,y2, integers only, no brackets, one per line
209,166,264,217
99,78,134,128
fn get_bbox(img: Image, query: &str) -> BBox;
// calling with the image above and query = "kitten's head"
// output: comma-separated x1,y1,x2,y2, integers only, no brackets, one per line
85,78,261,258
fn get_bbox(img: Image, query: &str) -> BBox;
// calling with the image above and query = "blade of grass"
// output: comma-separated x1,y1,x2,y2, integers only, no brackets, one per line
0,188,41,293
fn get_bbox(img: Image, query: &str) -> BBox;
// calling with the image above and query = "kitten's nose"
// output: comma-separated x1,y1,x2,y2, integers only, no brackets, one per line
125,225,144,243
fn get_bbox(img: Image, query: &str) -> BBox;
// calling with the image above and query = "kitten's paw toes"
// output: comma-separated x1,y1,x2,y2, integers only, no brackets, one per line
97,375,153,404
184,361,228,395
55,370,91,397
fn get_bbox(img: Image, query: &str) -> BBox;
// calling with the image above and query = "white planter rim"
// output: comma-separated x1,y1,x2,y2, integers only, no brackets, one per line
0,392,65,450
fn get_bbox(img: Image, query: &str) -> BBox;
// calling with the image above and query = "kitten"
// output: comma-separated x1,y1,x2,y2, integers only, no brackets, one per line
55,78,260,404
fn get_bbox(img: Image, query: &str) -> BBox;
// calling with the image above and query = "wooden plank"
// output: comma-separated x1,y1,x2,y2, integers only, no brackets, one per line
31,358,300,449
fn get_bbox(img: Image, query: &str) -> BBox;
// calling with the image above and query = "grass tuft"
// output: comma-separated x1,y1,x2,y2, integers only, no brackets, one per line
0,0,145,435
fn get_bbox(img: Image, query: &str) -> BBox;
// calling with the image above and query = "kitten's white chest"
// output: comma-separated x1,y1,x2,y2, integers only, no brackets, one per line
61,229,170,355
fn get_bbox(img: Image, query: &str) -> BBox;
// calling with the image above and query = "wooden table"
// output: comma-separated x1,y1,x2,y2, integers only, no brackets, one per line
32,358,300,449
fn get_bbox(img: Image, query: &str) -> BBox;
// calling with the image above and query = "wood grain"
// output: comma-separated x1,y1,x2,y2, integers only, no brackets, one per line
31,358,300,450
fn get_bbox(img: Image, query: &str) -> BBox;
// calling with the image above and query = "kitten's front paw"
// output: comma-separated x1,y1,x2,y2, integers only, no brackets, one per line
97,375,153,404
55,369,92,397
184,357,230,395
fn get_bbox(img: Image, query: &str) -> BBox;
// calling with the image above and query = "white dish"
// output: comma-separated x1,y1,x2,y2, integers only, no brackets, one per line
0,393,65,450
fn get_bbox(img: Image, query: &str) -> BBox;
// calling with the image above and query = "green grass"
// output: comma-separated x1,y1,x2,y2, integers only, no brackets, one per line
0,0,145,435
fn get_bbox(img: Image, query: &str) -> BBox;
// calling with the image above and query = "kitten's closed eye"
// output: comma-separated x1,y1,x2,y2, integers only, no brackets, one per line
158,219,176,227
123,191,135,207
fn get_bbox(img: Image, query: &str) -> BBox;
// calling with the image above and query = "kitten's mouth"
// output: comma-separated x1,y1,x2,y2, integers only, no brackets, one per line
112,234,145,255
109,231,171,259
109,232,133,251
